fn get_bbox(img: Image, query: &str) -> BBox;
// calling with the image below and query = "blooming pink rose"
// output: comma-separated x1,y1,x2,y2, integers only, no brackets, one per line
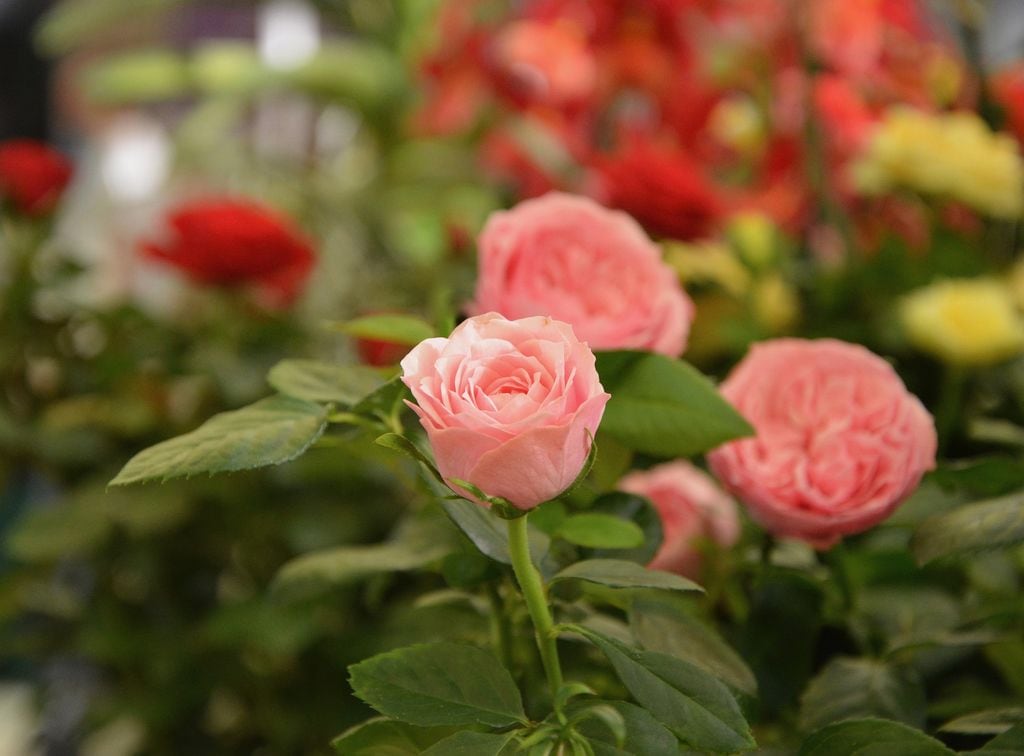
401,312,610,510
470,193,694,356
707,339,936,548
618,461,740,579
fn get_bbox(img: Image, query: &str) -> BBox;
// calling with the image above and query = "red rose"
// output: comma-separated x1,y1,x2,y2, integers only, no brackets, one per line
0,140,73,217
591,139,722,241
141,199,316,308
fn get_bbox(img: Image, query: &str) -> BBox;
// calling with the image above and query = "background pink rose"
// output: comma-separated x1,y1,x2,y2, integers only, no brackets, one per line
707,338,936,548
401,312,610,510
619,461,740,579
470,192,695,357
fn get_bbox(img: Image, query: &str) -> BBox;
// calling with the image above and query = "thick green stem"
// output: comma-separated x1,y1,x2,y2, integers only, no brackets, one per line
507,515,563,700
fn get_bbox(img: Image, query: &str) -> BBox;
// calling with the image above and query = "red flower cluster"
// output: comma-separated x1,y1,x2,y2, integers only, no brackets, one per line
0,140,73,217
142,199,316,308
416,0,969,243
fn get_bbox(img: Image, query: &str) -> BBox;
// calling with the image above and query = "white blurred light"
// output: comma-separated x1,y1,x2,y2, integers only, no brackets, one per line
258,0,320,71
100,116,171,203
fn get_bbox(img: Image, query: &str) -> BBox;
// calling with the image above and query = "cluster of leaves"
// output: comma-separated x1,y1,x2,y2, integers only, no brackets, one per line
105,324,1024,753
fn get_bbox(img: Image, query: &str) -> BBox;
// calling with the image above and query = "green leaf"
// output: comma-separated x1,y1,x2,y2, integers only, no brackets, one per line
440,498,549,566
421,730,519,755
798,719,954,756
585,493,663,565
983,722,1024,750
331,718,460,755
268,360,389,405
111,396,328,486
376,433,445,485
348,642,527,728
629,596,757,696
910,492,1024,564
798,658,926,732
272,514,455,597
738,569,824,716
939,707,1024,735
84,48,191,104
330,313,436,346
552,559,702,594
6,502,111,562
37,0,182,55
555,514,644,549
572,700,678,756
352,376,409,417
595,351,752,457
565,624,754,753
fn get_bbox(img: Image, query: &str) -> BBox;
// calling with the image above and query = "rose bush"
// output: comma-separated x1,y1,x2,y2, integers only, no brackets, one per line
141,198,316,307
470,192,694,356
708,338,937,547
0,139,72,217
401,312,609,510
618,461,739,578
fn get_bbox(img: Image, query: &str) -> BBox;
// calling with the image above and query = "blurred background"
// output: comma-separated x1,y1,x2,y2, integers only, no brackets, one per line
3,1,1024,754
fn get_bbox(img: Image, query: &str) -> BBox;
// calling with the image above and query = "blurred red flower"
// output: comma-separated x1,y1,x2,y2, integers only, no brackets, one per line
0,139,73,217
592,139,722,240
142,199,316,308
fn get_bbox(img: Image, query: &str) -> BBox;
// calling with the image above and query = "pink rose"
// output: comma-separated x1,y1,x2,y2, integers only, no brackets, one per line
401,312,610,510
618,461,740,579
708,339,936,548
470,193,694,357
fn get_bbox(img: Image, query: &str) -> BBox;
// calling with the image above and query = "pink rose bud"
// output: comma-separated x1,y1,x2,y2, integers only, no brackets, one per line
470,192,695,357
618,461,740,579
401,312,610,510
708,339,936,549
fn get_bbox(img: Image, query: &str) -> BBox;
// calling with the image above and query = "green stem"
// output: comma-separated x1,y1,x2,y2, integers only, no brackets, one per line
507,515,563,701
935,365,967,455
485,581,514,673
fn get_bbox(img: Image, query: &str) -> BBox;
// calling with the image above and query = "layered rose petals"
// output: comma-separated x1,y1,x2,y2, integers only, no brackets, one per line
470,192,694,357
401,313,610,510
619,461,739,578
708,338,936,548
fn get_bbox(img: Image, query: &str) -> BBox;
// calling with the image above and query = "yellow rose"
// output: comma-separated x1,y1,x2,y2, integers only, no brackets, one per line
853,107,1024,219
900,278,1024,365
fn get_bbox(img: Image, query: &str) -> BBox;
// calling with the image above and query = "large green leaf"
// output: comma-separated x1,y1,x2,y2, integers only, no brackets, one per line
595,351,752,457
348,642,527,728
552,559,702,594
111,396,327,486
566,625,754,753
331,718,460,755
629,596,756,696
272,514,456,597
798,719,954,756
910,492,1024,564
268,360,389,405
798,657,926,732
555,514,644,549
